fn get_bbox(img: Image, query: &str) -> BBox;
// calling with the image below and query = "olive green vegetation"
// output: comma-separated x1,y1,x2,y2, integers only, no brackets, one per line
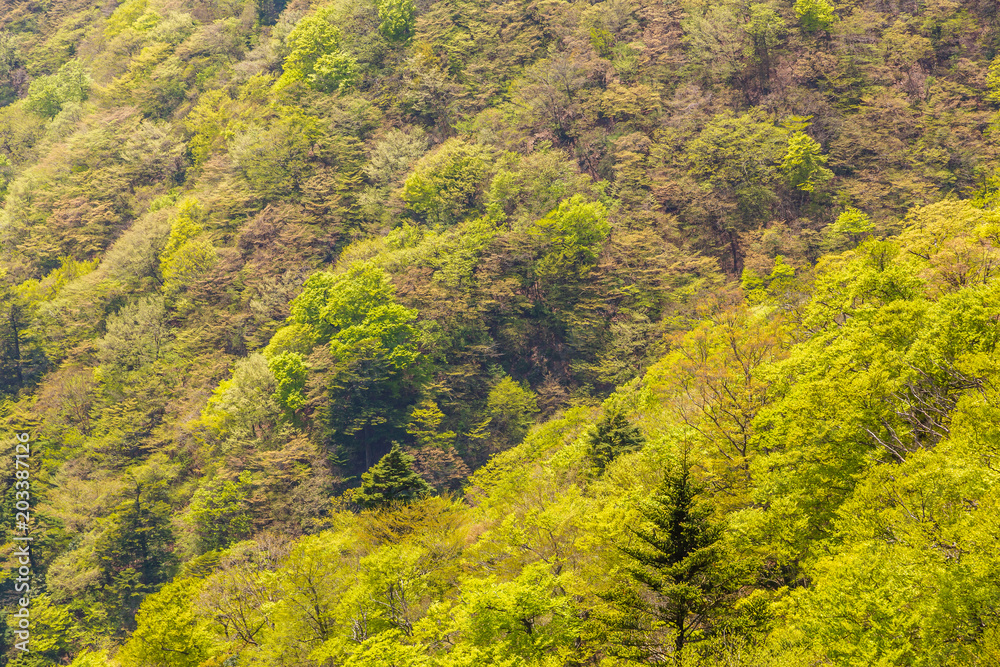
1,0,1000,663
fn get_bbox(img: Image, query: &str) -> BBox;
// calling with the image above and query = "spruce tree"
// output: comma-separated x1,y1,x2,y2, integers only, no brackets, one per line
353,443,432,509
600,456,733,665
586,408,645,472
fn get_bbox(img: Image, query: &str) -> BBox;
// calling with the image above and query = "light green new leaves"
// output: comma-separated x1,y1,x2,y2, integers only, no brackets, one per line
278,9,359,92
745,201,1000,663
289,262,399,339
439,563,576,658
281,262,421,372
119,578,214,667
159,199,217,297
794,0,836,32
781,131,833,192
268,351,308,413
25,60,90,118
896,200,1000,294
203,353,279,440
402,139,491,226
787,448,1000,665
377,0,416,42
329,301,420,371
530,194,609,276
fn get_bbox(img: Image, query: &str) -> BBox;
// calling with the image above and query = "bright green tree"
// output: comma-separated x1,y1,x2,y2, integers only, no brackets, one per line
189,471,254,553
204,353,280,441
269,351,308,414
158,200,218,296
402,139,490,226
278,10,358,92
119,578,213,667
24,60,90,118
377,0,416,42
988,55,1000,104
532,194,610,277
794,0,836,32
282,263,423,470
313,52,360,93
824,207,874,249
781,131,833,192
406,399,456,448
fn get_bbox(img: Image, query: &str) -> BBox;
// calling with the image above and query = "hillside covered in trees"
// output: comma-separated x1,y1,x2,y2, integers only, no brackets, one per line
1,0,1000,663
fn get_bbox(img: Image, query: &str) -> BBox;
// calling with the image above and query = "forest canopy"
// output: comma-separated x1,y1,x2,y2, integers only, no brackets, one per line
1,0,1000,663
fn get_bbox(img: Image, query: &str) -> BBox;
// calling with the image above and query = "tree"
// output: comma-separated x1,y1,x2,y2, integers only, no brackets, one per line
282,263,424,470
119,578,213,667
586,407,645,473
352,444,432,509
19,595,78,663
24,60,90,118
684,110,787,270
473,376,539,460
269,351,308,415
601,457,734,664
204,353,280,442
158,200,218,297
279,11,340,84
228,114,324,198
94,475,177,632
686,111,786,201
402,139,490,226
189,471,254,553
312,51,360,93
195,538,291,654
377,0,415,43
278,9,359,92
406,399,456,449
988,55,1000,104
781,131,833,193
98,297,168,374
744,3,785,90
0,30,27,107
824,207,873,250
531,194,610,281
0,271,26,395
794,0,836,32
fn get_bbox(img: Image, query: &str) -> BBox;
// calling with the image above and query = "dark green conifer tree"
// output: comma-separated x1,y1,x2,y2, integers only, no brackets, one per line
94,478,177,632
586,408,645,472
599,456,734,665
353,443,432,509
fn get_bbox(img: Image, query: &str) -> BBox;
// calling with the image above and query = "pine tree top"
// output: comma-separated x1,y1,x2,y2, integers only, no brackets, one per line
353,443,432,509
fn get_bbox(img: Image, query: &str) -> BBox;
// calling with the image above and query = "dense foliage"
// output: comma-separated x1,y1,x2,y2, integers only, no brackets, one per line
1,0,1000,663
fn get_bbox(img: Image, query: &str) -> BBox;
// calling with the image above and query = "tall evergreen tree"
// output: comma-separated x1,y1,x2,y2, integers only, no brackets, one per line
94,477,177,632
599,456,734,665
353,443,432,509
586,407,645,472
